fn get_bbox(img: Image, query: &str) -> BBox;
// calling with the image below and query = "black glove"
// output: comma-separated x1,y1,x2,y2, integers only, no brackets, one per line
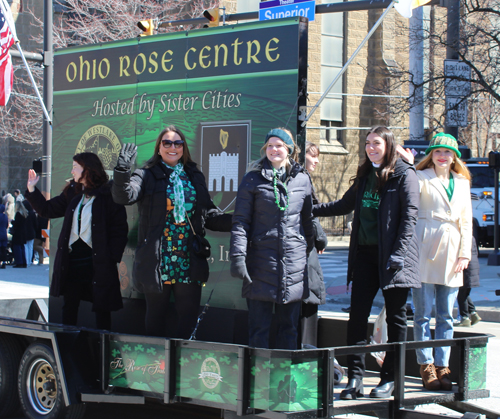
230,255,251,282
386,255,404,270
116,143,137,172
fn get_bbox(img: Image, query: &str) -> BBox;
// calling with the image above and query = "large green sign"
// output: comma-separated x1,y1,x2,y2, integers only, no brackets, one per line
52,17,307,310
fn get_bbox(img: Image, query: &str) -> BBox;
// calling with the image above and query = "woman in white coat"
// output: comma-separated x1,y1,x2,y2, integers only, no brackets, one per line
400,133,472,392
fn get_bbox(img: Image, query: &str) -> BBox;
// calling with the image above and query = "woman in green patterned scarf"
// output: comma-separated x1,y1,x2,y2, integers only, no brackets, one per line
113,126,232,339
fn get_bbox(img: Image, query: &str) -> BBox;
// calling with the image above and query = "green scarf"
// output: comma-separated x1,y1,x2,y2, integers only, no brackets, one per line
169,162,186,223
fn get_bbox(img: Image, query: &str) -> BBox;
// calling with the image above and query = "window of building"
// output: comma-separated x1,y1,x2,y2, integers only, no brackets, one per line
320,2,344,123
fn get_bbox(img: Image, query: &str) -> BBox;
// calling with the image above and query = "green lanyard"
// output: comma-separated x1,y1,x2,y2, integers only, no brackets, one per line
273,168,289,211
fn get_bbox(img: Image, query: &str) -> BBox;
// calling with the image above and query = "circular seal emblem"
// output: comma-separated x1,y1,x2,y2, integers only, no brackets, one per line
76,125,121,171
198,357,222,390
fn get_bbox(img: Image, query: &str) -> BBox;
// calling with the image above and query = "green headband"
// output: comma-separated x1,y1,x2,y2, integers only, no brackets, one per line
265,129,294,153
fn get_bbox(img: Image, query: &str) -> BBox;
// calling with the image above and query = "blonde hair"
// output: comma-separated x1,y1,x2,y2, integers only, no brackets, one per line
15,200,28,218
416,150,471,182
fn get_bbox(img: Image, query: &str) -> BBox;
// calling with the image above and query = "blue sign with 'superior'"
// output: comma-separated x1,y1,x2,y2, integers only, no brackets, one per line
259,0,316,22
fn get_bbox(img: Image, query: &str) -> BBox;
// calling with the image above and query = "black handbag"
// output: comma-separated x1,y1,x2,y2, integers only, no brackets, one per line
186,211,211,258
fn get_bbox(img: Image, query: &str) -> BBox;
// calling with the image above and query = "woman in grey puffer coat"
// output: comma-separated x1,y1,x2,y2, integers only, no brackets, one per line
230,128,314,350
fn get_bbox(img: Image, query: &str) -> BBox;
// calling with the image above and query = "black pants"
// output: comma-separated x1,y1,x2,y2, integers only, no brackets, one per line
62,284,111,330
145,282,202,339
300,303,319,347
348,246,409,381
0,245,7,263
62,241,111,331
457,287,475,318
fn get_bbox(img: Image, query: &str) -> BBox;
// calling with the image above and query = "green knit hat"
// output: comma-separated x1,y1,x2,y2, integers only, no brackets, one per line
425,133,461,158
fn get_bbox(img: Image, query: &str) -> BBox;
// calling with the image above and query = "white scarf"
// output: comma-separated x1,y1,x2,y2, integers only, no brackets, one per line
69,195,95,249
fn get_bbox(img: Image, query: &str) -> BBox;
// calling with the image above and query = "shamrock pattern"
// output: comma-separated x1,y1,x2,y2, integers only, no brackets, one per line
160,172,199,285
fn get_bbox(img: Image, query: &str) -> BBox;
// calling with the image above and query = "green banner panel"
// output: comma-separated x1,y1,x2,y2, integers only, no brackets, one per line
468,344,487,391
108,339,165,393
176,346,239,406
249,354,322,412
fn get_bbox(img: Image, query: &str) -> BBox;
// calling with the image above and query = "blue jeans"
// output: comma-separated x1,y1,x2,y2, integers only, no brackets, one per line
247,299,301,349
413,283,459,367
25,239,34,266
13,244,26,266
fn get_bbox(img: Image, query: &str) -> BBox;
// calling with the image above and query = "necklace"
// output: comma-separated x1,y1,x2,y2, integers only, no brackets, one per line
273,168,289,211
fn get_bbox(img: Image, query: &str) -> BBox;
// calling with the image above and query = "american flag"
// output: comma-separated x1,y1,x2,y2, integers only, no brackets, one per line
0,0,15,106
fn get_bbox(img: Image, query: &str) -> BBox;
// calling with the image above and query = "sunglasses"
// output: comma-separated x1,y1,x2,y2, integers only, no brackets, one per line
161,139,184,149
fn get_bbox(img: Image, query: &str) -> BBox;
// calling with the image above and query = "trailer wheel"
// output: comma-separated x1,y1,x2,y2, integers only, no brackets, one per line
18,343,85,419
0,334,24,418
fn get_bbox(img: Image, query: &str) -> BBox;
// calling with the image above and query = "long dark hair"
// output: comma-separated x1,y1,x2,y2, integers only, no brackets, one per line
352,126,398,191
66,152,108,195
144,125,194,169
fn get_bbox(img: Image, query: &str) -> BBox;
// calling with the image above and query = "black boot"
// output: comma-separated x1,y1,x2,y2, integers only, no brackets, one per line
340,378,364,400
369,379,394,398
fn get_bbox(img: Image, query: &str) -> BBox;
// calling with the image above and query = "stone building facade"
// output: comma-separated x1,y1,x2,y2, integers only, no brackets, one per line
220,0,411,234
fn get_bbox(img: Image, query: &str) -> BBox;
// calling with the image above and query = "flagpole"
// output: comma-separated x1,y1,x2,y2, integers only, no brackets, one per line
301,0,396,127
0,0,52,125
13,43,52,124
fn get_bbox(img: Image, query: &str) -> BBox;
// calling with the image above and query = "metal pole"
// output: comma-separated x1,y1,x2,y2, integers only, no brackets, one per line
488,160,500,265
0,0,50,122
13,44,51,124
445,0,460,140
158,0,432,28
42,0,53,197
9,49,43,62
301,1,396,127
409,7,425,141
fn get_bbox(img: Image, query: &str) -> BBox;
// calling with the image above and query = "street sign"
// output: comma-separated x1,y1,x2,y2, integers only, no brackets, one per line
446,97,468,127
259,0,316,22
444,60,471,96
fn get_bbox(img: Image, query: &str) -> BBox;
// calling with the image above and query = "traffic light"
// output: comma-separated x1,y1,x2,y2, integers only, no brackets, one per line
137,19,155,36
203,9,219,27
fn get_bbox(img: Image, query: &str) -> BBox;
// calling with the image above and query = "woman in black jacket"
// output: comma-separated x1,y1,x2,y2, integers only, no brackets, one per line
11,198,28,268
112,125,232,339
23,200,37,266
230,128,314,350
313,126,420,399
26,152,128,330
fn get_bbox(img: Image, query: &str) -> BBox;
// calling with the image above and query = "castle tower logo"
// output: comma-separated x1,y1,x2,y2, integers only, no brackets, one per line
208,130,238,192
200,122,251,213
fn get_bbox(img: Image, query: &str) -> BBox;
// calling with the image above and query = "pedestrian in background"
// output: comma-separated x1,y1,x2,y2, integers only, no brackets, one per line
230,128,314,350
23,200,37,267
112,126,232,339
301,141,328,348
26,152,128,330
398,133,472,392
2,194,15,223
11,198,28,268
0,204,8,269
33,214,48,265
314,126,420,400
455,235,481,327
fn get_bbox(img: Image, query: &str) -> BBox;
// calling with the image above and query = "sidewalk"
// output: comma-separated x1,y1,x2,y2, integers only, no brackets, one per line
321,236,500,323
0,262,49,319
